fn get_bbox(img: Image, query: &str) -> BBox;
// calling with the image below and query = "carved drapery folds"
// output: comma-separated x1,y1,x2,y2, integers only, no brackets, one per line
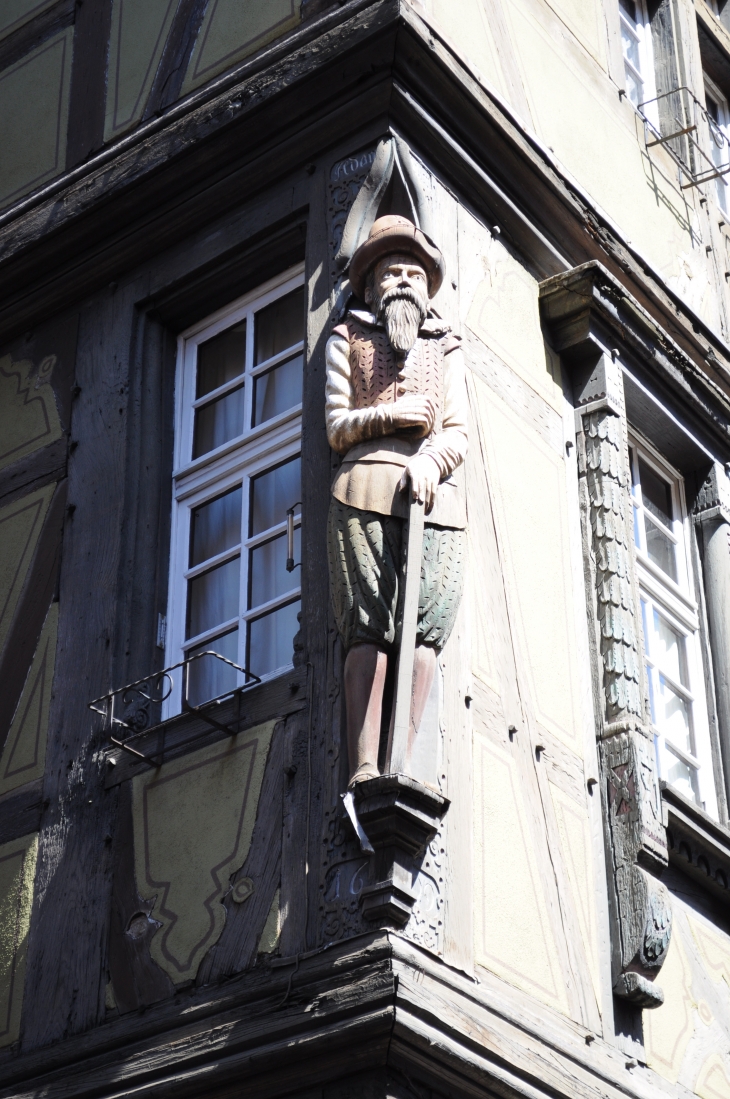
539,264,673,1009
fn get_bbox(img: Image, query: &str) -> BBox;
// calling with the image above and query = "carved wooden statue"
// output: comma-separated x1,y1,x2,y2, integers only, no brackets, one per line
325,215,468,788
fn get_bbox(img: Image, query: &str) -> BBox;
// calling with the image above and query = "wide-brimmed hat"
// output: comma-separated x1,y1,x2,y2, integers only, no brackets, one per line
348,215,445,299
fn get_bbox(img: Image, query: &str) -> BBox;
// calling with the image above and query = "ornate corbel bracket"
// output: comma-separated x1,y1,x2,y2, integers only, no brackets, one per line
540,263,672,1009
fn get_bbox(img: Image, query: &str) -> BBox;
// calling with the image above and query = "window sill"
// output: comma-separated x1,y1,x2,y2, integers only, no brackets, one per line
104,665,308,787
661,780,730,900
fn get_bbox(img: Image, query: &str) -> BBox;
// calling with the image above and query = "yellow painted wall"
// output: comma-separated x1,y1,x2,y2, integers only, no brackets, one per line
0,833,38,1048
0,28,73,210
454,197,604,1028
425,0,725,336
132,722,274,984
644,900,730,1097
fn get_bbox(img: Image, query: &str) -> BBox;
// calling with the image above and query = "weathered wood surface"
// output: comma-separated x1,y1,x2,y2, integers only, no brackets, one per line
197,722,285,981
65,0,113,169
0,929,690,1099
0,0,74,73
104,667,307,787
0,437,67,509
0,780,43,846
143,0,210,119
0,935,395,1098
19,281,145,1049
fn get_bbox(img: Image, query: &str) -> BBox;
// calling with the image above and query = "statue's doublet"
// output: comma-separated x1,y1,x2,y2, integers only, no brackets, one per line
329,311,466,529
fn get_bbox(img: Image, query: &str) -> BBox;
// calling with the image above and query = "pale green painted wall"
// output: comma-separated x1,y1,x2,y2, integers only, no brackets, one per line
0,0,57,43
0,28,73,210
104,0,179,140
182,0,301,94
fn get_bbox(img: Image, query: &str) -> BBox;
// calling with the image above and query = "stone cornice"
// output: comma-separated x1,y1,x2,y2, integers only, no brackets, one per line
539,261,730,457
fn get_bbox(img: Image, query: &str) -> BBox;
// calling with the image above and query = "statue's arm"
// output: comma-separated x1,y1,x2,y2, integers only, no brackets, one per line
325,334,398,454
418,345,468,478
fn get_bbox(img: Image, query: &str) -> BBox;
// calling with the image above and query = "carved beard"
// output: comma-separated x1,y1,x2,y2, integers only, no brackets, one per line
375,286,428,354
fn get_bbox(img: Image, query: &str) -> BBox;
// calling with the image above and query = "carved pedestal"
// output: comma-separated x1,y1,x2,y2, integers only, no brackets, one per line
353,775,449,928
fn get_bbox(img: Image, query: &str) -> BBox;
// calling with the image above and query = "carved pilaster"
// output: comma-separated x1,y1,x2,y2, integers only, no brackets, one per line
694,463,730,811
575,356,671,1008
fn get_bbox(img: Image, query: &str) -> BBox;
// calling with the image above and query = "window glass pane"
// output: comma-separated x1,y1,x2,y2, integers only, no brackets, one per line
253,354,303,426
659,676,692,754
196,321,246,398
638,457,673,526
254,287,304,364
624,67,642,107
187,557,240,639
622,27,640,71
193,385,244,458
186,629,239,707
653,610,688,685
620,0,637,22
190,487,242,567
645,516,678,580
250,456,301,536
633,503,642,549
664,748,698,803
249,528,301,609
247,599,300,678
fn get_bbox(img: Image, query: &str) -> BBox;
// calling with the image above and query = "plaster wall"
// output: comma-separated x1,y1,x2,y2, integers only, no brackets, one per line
414,160,609,1030
644,890,730,1097
424,0,728,340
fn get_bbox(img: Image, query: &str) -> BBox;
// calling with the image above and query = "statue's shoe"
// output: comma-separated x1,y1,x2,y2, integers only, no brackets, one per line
347,763,380,790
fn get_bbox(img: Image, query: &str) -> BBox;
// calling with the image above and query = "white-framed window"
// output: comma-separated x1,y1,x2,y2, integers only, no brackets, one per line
704,75,730,211
630,438,718,815
165,264,305,713
619,0,658,119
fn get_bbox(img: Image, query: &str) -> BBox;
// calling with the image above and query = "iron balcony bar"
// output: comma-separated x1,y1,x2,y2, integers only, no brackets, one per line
88,651,262,766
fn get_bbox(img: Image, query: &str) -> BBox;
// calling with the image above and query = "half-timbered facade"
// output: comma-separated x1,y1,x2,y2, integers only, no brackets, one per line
3,2,730,1098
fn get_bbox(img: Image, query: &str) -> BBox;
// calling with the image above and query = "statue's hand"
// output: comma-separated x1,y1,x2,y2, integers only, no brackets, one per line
399,453,441,513
389,394,435,438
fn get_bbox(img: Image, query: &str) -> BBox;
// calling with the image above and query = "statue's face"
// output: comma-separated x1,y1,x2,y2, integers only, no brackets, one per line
365,255,428,308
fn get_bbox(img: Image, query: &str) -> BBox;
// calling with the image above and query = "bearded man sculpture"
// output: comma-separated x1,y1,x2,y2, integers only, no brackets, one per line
326,215,468,788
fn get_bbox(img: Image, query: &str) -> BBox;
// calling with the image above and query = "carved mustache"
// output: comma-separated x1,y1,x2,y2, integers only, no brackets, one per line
381,286,424,308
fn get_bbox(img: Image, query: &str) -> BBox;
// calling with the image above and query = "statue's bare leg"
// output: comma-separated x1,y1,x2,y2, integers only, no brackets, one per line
345,643,388,787
406,643,437,767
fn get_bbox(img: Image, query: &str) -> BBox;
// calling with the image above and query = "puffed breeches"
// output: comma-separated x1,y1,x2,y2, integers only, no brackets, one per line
327,499,465,653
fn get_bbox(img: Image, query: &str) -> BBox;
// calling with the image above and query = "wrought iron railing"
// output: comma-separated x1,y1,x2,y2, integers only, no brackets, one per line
638,86,730,191
88,651,261,766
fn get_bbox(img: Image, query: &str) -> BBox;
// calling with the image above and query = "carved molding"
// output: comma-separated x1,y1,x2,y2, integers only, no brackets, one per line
540,265,673,1008
663,781,730,902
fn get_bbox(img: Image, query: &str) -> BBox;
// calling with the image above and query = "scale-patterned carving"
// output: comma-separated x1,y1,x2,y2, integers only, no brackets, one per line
583,409,641,719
